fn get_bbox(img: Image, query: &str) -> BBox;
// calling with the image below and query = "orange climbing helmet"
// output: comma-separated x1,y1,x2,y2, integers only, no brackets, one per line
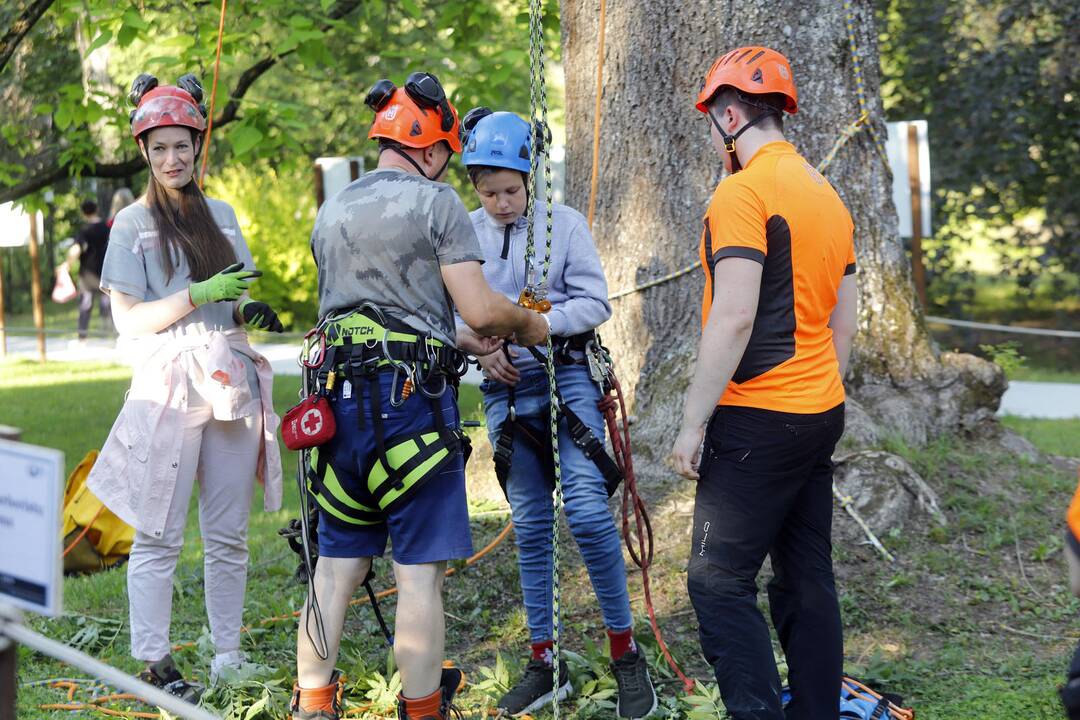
366,72,462,153
128,73,208,139
695,46,798,115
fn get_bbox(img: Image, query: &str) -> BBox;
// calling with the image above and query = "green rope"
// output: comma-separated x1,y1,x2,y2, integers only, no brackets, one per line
527,1,563,717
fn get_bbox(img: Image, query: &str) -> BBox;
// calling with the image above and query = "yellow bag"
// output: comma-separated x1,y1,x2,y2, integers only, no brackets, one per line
61,450,134,574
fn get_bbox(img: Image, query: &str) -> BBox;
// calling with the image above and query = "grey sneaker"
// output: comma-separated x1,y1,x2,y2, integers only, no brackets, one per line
497,658,572,716
611,650,657,719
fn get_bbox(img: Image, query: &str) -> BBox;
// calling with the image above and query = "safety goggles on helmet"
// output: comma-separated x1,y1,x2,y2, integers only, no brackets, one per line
404,72,456,133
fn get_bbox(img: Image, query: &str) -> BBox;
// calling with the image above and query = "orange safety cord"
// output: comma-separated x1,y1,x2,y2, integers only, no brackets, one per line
198,0,228,188
585,0,606,229
61,504,105,558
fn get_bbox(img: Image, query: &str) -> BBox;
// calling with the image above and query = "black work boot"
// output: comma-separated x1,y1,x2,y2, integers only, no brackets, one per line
496,658,572,717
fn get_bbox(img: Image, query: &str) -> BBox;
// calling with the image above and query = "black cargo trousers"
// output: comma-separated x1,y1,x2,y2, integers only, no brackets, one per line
687,402,845,720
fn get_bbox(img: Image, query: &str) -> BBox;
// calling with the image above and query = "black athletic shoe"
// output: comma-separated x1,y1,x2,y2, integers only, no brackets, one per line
611,650,657,719
496,658,572,716
138,654,203,704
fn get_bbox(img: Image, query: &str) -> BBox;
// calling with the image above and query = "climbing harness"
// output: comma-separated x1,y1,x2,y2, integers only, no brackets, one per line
281,303,472,656
838,676,914,720
491,334,622,501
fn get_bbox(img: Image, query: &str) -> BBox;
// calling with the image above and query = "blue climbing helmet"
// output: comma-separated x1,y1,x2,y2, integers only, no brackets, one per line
460,109,533,175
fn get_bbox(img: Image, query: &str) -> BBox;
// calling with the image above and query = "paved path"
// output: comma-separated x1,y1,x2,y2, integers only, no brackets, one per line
2,335,1075,417
0,334,485,383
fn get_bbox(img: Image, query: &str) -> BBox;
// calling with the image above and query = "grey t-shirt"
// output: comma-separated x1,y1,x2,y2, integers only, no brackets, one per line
101,199,258,390
310,168,484,345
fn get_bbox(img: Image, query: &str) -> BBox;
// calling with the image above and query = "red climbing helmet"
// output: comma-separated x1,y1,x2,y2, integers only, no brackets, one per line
129,73,207,139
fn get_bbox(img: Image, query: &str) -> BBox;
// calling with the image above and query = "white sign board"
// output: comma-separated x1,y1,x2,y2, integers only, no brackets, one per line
0,439,64,616
316,156,364,202
0,202,44,248
885,120,932,238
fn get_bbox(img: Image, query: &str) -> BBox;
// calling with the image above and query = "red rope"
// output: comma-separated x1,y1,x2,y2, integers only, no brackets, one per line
198,0,228,188
600,376,696,694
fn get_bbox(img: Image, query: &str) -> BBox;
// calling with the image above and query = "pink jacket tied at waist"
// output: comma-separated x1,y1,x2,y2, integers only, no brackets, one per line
88,329,283,538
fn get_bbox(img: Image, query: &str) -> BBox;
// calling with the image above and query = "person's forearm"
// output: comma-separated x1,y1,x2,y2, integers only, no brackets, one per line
466,292,535,337
112,289,197,335
678,316,754,433
832,330,855,377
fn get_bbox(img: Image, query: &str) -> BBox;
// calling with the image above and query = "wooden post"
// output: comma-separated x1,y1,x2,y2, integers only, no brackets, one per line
313,162,326,209
0,247,6,358
349,158,361,183
0,634,14,720
907,124,927,308
27,212,46,363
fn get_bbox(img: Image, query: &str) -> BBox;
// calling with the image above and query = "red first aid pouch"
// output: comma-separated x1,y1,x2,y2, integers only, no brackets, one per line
281,394,336,451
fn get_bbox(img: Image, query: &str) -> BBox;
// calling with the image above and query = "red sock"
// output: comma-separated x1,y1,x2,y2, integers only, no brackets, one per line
531,640,554,666
607,628,636,661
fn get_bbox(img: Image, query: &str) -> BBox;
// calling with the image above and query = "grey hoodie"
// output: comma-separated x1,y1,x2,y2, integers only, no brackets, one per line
467,202,611,373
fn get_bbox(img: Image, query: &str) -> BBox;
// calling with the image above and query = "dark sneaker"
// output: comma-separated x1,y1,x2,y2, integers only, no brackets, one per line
496,658,572,716
611,650,656,719
137,654,203,704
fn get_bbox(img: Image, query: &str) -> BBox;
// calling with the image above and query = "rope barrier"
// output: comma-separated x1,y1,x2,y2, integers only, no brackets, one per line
925,315,1080,339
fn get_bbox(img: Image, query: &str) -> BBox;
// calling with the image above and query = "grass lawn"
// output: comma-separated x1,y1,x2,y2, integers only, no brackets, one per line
4,360,1078,719
1001,415,1080,458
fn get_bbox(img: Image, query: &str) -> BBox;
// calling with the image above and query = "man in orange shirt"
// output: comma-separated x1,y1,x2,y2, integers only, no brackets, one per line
670,47,859,720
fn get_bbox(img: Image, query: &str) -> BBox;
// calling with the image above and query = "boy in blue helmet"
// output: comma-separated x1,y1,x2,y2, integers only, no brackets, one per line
456,108,657,719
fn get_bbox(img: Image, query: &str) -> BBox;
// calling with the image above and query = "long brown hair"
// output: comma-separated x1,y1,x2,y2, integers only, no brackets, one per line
143,130,236,283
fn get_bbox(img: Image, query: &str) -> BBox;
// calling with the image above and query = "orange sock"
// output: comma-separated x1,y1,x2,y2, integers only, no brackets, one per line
398,686,443,719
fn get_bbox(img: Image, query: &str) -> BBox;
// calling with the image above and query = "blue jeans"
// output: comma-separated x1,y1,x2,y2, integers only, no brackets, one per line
482,364,632,642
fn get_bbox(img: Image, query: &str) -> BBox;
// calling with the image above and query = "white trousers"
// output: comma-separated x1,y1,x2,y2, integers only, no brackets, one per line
127,381,260,662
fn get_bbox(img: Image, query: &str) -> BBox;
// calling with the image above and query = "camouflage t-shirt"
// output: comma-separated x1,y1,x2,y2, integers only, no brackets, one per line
310,168,484,345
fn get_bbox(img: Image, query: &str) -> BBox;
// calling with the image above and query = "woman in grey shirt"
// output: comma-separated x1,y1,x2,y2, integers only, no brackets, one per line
87,72,284,698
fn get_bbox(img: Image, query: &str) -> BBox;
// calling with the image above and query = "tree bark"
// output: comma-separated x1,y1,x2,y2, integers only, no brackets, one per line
560,0,1003,478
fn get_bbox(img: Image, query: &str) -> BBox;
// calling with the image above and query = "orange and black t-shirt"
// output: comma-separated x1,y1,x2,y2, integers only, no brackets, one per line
698,141,855,414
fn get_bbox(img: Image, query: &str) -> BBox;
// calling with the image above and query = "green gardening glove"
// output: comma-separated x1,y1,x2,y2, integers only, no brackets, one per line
238,298,284,333
188,262,262,306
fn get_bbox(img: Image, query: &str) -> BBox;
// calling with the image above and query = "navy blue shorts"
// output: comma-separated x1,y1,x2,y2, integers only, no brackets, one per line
316,371,473,564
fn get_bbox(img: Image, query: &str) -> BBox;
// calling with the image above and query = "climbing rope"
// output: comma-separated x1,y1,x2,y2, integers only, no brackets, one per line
599,375,697,693
525,0,566,715
585,0,607,228
197,0,228,187
842,0,889,168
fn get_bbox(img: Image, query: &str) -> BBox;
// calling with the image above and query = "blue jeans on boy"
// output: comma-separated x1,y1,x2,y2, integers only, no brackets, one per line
482,364,633,641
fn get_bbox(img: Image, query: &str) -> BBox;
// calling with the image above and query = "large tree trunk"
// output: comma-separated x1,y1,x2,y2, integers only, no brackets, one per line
560,0,1004,480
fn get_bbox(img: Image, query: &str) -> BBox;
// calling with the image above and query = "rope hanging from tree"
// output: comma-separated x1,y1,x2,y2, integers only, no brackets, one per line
197,0,228,188
525,0,567,716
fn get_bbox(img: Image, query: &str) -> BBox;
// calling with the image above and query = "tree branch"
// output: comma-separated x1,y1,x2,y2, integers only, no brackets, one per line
0,0,363,205
0,0,55,76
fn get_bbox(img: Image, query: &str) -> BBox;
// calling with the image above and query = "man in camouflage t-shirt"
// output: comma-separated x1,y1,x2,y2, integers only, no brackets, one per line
293,73,548,720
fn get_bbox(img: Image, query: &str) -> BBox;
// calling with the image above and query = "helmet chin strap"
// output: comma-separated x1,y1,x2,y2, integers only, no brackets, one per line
707,108,775,173
387,145,451,181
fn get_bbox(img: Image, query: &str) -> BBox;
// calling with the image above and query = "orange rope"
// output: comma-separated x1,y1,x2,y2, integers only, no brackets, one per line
585,0,607,229
61,506,105,558
198,0,228,187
